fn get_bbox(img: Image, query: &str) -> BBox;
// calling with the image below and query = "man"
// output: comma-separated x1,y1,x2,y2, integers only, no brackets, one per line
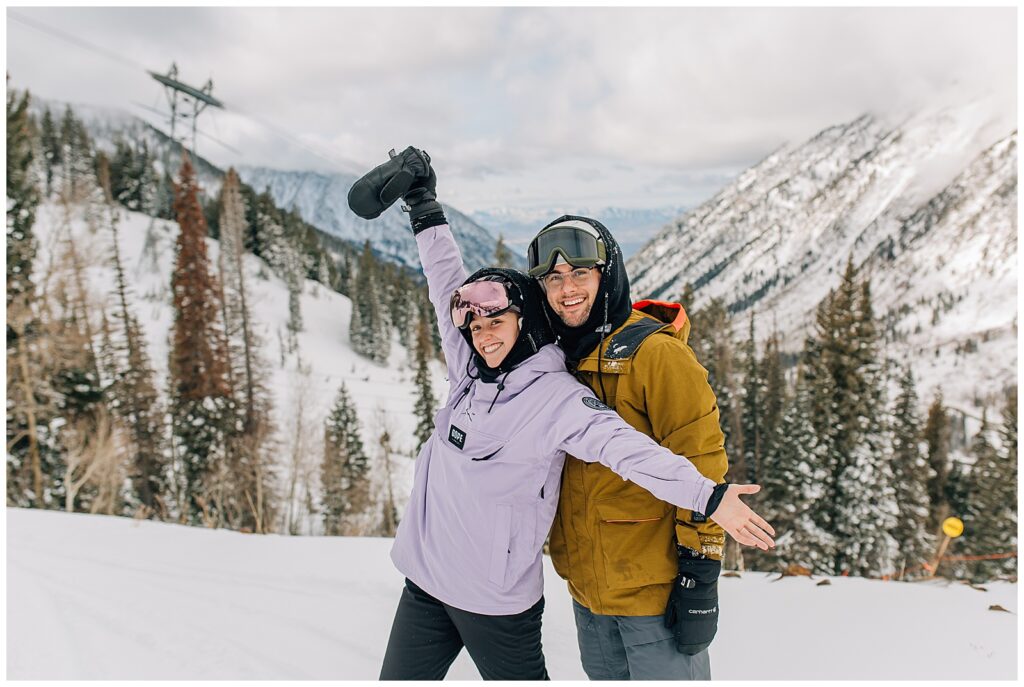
528,216,730,680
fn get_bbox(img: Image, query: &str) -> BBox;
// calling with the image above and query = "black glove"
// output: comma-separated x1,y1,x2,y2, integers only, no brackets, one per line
347,146,446,233
663,545,721,655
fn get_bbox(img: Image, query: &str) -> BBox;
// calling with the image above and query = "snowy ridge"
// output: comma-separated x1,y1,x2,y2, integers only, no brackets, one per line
628,103,1017,409
237,165,513,273
7,507,1017,680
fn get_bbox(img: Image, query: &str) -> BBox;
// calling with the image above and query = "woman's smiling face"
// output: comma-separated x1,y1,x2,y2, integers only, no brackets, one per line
469,312,520,367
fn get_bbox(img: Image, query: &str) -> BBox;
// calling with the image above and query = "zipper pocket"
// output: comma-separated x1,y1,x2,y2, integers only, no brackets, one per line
601,517,662,524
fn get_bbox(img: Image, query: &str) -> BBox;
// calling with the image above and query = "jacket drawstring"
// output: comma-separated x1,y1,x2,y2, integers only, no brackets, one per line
487,370,512,414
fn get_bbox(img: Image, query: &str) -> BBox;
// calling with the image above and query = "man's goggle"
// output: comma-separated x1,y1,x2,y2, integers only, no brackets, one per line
450,280,517,329
527,224,607,278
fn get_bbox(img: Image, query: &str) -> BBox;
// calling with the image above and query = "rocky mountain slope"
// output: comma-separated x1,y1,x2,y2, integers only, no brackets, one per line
628,102,1017,409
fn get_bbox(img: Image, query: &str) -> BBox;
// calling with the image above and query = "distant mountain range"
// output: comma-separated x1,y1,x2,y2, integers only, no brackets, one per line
627,102,1017,411
236,166,514,273
470,205,687,260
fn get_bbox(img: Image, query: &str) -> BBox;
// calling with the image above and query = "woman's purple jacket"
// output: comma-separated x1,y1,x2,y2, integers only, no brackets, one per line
389,224,716,615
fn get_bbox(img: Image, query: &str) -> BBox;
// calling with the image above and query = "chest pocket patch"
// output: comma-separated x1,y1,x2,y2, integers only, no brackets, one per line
448,424,467,450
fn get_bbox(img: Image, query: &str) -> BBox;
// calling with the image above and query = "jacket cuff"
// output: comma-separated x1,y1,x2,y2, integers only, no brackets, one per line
701,482,729,518
411,209,447,235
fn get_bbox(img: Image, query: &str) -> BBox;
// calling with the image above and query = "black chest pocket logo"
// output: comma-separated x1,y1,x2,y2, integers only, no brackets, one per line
449,424,467,450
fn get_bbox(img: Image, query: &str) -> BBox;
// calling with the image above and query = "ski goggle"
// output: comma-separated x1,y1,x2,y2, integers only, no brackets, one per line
527,222,607,278
450,280,518,329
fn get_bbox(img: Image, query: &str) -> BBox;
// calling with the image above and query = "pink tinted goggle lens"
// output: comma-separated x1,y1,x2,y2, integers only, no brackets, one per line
450,281,513,329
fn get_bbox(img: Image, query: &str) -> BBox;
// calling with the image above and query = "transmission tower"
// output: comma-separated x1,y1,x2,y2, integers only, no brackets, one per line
149,62,224,171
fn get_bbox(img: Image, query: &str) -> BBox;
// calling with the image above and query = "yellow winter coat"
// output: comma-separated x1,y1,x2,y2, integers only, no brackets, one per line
548,302,729,616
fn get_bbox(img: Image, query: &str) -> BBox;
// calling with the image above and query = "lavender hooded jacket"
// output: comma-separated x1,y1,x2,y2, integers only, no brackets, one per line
389,224,716,615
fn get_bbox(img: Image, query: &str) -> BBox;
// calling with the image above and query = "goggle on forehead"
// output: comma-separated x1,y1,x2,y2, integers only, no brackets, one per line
527,222,608,279
450,280,518,329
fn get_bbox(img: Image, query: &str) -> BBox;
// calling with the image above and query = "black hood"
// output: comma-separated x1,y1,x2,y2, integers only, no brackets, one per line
459,267,556,383
538,215,632,366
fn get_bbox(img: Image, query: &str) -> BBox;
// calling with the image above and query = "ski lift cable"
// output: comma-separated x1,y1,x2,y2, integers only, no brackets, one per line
8,10,146,72
10,9,353,174
130,101,242,155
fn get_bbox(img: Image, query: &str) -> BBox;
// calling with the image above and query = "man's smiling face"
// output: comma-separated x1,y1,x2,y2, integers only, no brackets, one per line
541,264,601,328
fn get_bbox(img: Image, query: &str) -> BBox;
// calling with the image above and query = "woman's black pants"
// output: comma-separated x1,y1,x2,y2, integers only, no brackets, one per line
379,578,549,680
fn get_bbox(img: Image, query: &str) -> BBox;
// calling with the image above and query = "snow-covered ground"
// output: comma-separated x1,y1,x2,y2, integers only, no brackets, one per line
5,508,1018,680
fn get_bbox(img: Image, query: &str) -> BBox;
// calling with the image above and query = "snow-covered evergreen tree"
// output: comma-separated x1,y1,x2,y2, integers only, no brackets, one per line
412,315,436,453
889,366,934,576
97,157,170,519
923,391,953,530
320,382,370,535
689,296,743,476
740,313,764,484
350,241,389,363
760,371,834,573
168,157,234,525
216,168,279,533
832,275,900,577
494,233,513,268
961,403,1017,581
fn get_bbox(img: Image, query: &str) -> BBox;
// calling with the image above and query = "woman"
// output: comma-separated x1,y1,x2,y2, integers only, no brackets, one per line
348,148,775,680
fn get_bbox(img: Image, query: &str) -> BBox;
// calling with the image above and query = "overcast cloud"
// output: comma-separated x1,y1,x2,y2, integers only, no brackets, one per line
6,6,1017,212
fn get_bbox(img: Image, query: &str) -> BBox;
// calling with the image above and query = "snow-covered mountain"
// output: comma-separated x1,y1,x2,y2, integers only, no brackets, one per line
470,205,688,260
628,102,1017,410
238,166,514,273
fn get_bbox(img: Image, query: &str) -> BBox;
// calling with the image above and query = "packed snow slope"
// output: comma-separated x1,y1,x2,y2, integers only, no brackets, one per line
6,508,1017,680
628,101,1017,410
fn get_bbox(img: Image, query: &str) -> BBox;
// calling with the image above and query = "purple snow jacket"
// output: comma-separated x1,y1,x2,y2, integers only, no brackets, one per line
389,224,717,615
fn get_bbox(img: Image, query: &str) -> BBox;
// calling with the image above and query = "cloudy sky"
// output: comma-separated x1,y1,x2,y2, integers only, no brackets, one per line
6,6,1017,212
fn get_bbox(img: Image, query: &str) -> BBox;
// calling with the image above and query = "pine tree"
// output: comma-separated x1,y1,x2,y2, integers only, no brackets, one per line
740,313,764,484
412,315,437,452
494,234,513,268
832,272,900,577
350,241,390,363
39,106,60,198
923,391,953,531
889,366,934,576
320,382,370,535
7,87,40,309
6,86,60,508
759,370,834,573
689,297,743,475
961,405,1017,581
216,168,278,533
96,157,171,518
168,157,234,525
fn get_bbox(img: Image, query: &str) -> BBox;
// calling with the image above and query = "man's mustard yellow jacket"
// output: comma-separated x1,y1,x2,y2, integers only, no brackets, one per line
548,301,729,616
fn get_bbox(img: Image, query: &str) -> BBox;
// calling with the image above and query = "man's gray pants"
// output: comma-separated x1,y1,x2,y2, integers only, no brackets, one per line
572,599,711,680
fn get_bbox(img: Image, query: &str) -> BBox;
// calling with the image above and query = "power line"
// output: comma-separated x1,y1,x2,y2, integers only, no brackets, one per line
8,10,145,72
9,9,355,174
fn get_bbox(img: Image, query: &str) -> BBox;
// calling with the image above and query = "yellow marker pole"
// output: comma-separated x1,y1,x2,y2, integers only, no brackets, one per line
928,517,965,579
